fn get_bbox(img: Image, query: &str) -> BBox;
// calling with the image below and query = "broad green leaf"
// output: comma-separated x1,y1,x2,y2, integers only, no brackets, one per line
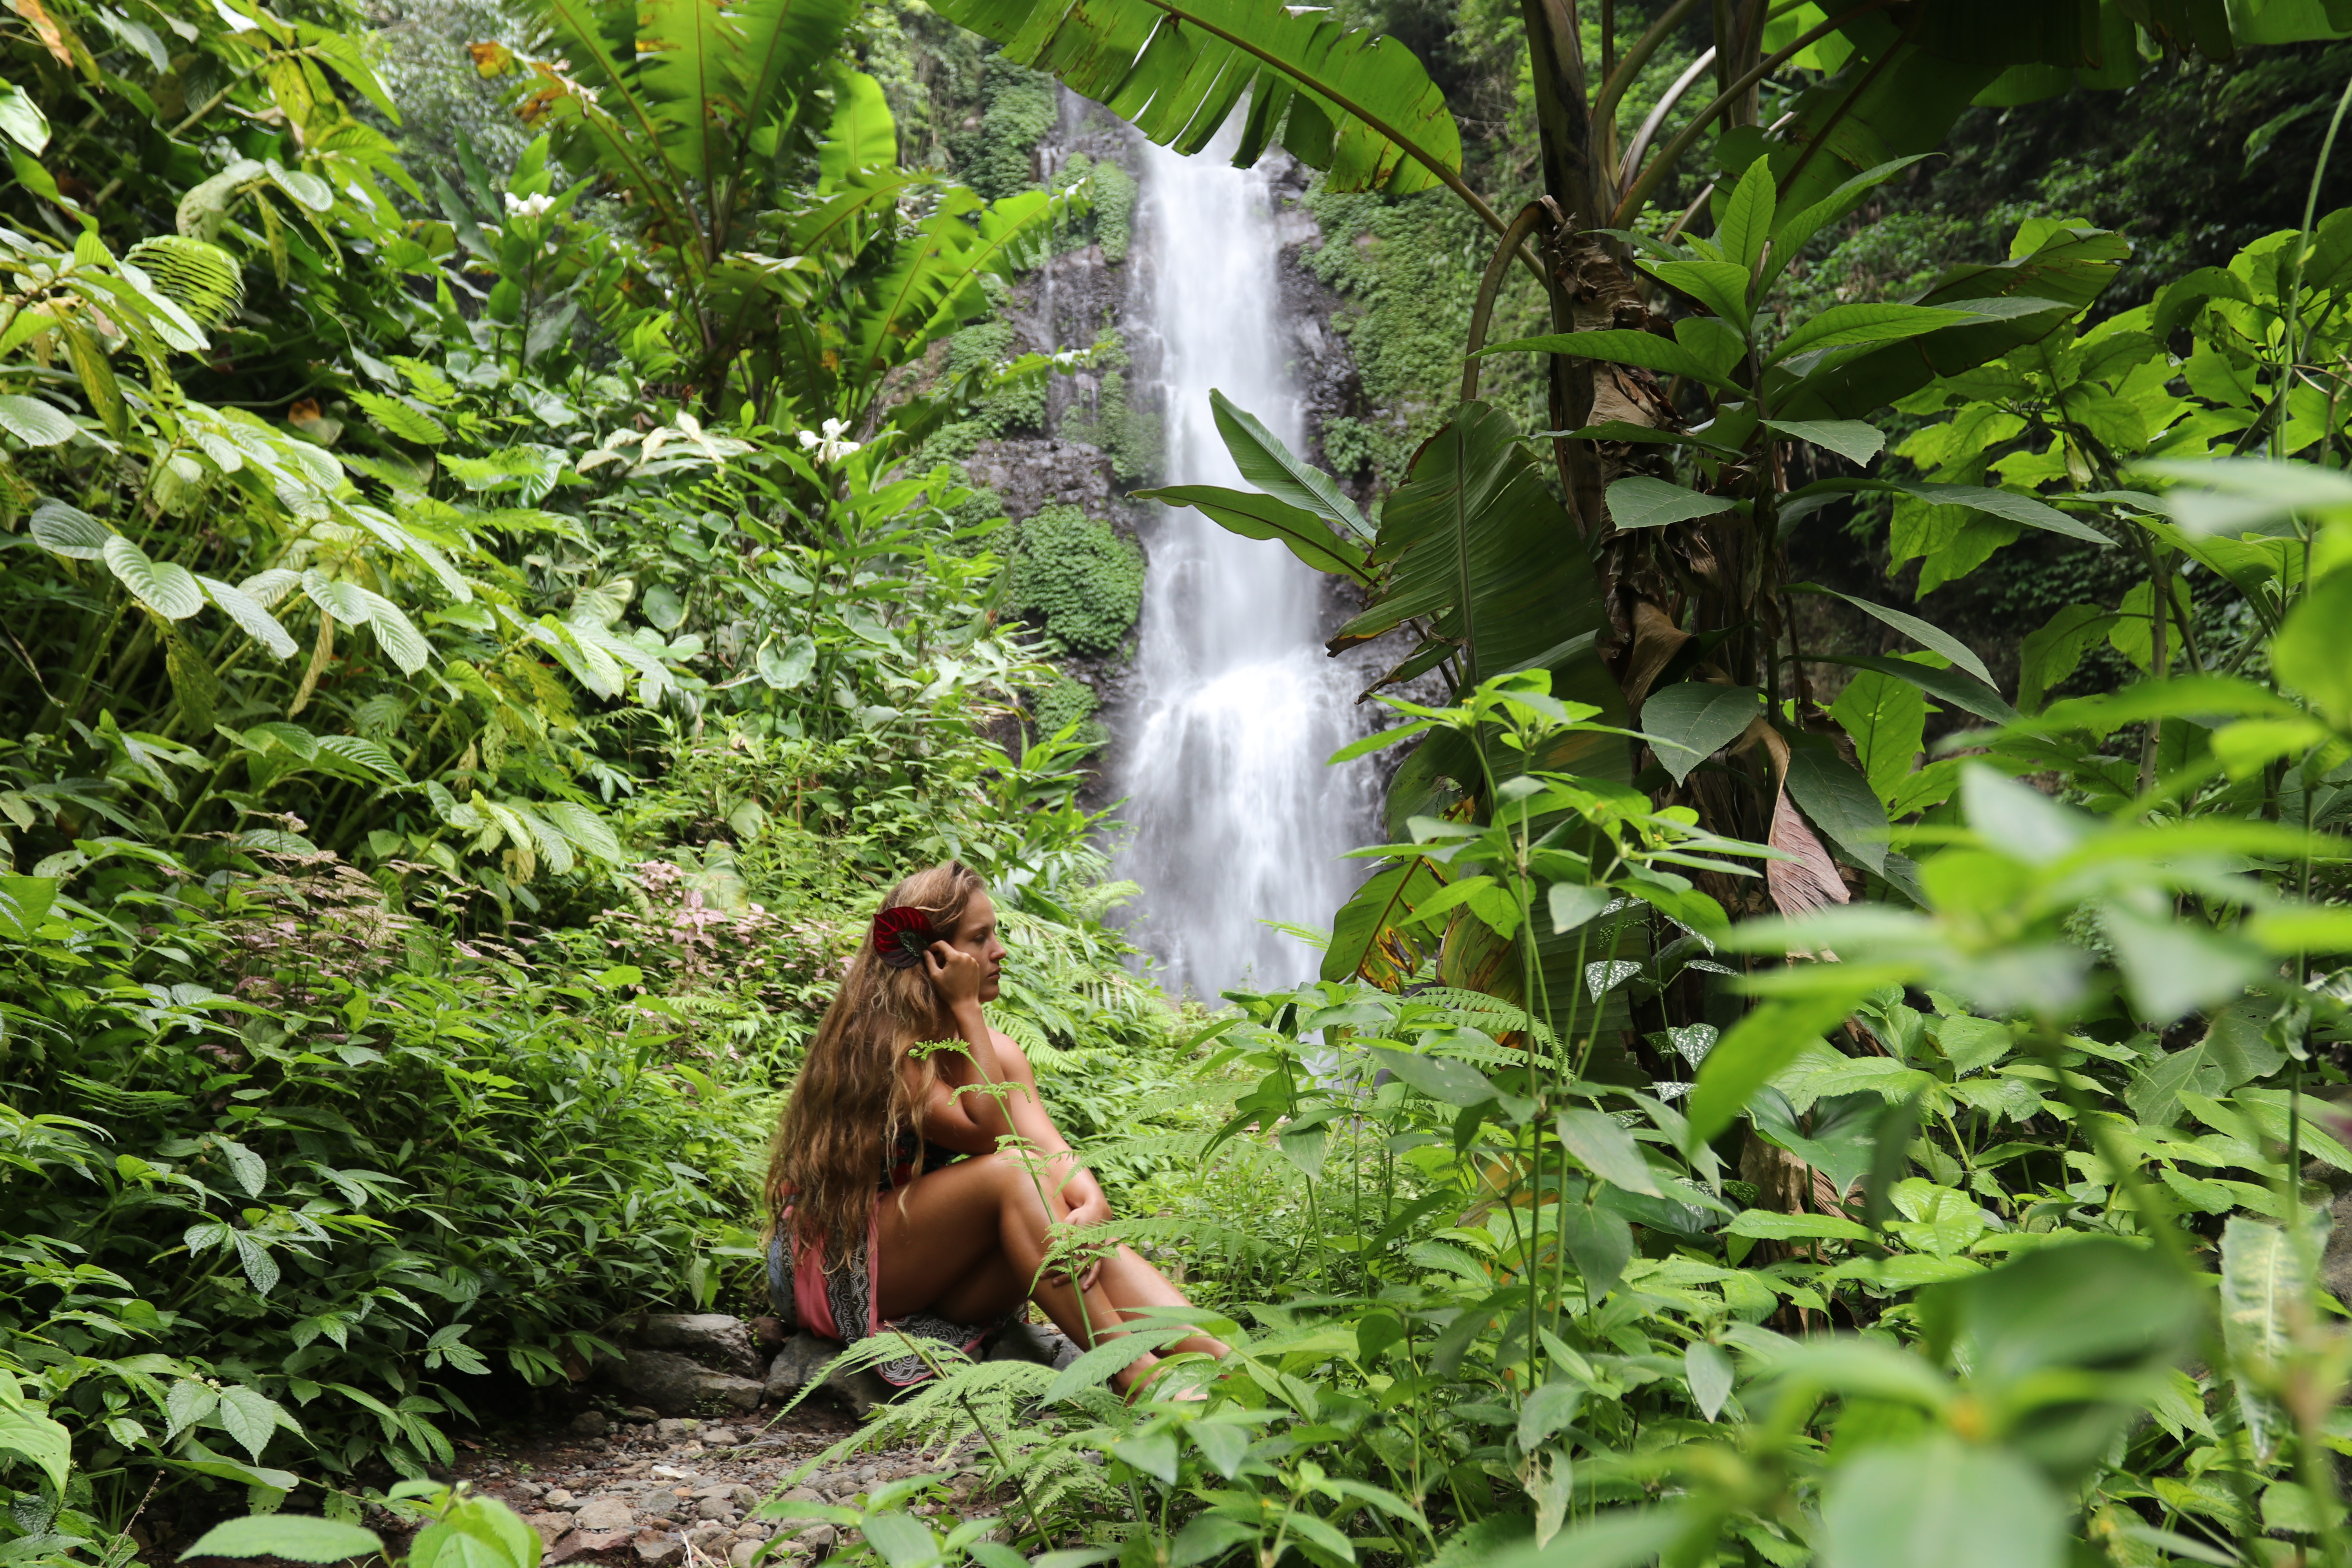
200,577,299,660
1560,1201,1633,1301
2221,1216,2300,1463
1607,475,1731,530
1639,682,1759,786
2102,904,2269,1024
1814,653,2019,725
2273,564,2352,726
1770,302,1977,365
1765,419,1884,466
1479,328,1718,385
1684,1341,1733,1421
0,392,76,445
1517,1380,1583,1452
819,69,897,181
1827,666,1927,806
1643,260,1752,328
542,802,624,864
1820,1436,2063,1568
0,78,48,152
0,1371,69,1492
927,0,1460,196
859,1511,942,1568
1783,747,1888,875
1138,484,1371,582
1209,389,1370,541
1774,226,2128,419
1726,1209,1871,1242
357,589,431,674
312,735,409,784
1323,858,1445,986
303,570,373,625
1715,154,1776,273
1556,1107,1662,1197
0,876,56,938
1368,1046,1497,1107
103,534,205,619
28,498,106,559
181,1516,383,1563
1690,987,1872,1141
2016,603,2118,713
1793,584,1993,686
757,635,818,690
1472,1508,1697,1568
1548,882,1612,935
214,1385,283,1462
2139,456,2352,537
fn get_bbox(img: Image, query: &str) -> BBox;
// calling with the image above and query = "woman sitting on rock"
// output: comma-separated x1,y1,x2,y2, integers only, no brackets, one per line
764,861,1226,1398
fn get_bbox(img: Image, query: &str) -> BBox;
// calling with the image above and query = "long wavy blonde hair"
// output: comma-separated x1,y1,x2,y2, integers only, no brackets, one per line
765,862,984,1269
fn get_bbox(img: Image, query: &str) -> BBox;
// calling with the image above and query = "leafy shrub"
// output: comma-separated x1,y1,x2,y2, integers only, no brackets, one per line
2,848,758,1538
1025,672,1104,752
951,56,1056,200
1007,506,1144,657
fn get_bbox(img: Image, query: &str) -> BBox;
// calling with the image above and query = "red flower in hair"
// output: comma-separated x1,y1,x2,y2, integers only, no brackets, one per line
871,906,938,969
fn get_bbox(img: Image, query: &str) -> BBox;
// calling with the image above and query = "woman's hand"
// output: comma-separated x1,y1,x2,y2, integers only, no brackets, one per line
923,941,988,1014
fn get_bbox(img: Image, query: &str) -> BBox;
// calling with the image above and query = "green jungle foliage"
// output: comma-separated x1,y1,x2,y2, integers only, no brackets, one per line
14,6,2352,1568
1005,505,1145,657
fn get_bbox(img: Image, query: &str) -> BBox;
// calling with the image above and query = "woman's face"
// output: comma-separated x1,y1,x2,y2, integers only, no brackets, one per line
946,890,1009,1003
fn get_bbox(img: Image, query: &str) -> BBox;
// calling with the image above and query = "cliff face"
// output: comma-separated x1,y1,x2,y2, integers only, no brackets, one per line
950,94,1370,798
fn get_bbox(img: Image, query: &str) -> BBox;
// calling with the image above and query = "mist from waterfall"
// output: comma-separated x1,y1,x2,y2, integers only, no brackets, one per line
1111,138,1376,999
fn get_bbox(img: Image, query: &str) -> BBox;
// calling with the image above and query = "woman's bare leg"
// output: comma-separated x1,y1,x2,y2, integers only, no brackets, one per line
1089,1246,1230,1359
874,1152,1176,1390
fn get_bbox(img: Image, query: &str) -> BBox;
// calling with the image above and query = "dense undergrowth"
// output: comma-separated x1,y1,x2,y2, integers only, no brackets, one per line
12,3,2352,1568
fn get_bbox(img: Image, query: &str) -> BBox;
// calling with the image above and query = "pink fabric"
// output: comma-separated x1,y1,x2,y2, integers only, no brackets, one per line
786,1199,881,1340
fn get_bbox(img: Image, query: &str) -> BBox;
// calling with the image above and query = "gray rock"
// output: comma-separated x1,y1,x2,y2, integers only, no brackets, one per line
544,1490,577,1510
693,1497,736,1523
987,1321,1080,1372
655,1418,701,1441
822,1362,896,1419
638,1314,765,1381
728,1487,760,1512
573,1497,637,1534
570,1409,611,1439
685,1524,733,1552
780,1488,821,1505
795,1526,836,1551
728,1544,762,1568
731,1521,768,1539
762,1334,837,1401
524,1512,574,1547
701,1374,764,1413
550,1530,632,1565
701,1427,740,1448
611,1352,712,1418
632,1531,684,1566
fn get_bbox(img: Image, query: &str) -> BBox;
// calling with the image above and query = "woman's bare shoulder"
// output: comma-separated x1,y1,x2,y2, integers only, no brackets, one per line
988,1027,1034,1070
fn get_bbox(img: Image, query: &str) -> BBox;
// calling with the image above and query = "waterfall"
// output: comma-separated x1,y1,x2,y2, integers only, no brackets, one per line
1111,138,1376,1000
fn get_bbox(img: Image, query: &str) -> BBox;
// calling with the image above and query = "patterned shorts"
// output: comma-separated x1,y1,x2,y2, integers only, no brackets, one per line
767,1192,1020,1387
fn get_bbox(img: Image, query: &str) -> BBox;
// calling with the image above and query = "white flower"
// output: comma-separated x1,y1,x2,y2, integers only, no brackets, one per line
504,190,556,220
797,417,860,462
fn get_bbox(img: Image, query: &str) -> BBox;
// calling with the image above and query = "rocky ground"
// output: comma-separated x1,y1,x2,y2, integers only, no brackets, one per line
414,1313,1078,1567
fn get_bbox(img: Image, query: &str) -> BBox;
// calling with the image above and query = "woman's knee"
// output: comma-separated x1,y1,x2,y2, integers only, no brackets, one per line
967,1151,1052,1220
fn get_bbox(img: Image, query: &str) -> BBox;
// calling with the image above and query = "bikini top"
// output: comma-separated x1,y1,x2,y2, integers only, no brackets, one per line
886,1127,965,1191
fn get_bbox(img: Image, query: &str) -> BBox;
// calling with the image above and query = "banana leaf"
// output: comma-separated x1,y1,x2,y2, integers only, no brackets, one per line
926,0,1460,196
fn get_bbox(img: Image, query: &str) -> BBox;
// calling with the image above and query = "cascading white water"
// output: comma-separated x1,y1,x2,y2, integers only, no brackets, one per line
1112,139,1376,998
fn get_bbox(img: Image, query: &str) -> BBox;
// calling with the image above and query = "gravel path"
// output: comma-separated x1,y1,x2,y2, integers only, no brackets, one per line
436,1402,1009,1565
